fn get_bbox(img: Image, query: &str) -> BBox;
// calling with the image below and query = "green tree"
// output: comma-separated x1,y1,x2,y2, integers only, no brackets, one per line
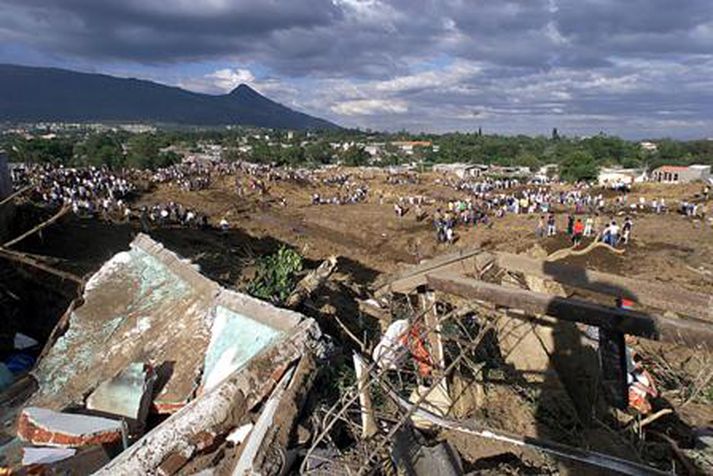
341,146,369,166
560,150,599,182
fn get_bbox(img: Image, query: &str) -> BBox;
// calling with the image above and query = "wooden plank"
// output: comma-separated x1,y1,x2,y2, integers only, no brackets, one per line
3,205,70,248
495,252,713,321
426,273,713,348
375,248,491,297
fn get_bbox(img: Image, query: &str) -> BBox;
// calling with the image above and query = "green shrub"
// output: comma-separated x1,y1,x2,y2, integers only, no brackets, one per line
247,246,303,303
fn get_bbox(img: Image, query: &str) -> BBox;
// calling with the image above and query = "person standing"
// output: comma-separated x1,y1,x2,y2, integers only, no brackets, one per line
622,217,633,245
536,215,546,239
608,220,620,246
573,218,585,246
566,214,575,236
547,214,556,236
584,215,594,237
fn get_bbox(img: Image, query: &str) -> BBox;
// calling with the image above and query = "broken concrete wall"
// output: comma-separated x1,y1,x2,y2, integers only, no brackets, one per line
29,234,305,414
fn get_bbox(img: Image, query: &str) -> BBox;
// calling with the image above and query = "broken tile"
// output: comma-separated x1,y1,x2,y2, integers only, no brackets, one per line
17,407,124,448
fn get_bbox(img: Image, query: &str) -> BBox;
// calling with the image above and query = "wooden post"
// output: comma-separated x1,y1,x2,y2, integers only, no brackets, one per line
353,353,378,439
418,286,447,393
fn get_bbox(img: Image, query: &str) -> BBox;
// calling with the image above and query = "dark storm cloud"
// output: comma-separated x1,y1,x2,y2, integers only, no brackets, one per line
0,0,711,136
0,0,343,63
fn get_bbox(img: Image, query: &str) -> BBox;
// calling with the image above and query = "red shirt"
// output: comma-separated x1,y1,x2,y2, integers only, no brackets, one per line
574,222,585,234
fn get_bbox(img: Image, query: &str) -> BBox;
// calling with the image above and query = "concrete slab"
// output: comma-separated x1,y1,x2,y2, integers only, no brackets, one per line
17,407,124,447
22,446,76,465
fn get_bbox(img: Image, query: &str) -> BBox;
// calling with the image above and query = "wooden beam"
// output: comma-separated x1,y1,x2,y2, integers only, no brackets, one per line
426,273,713,348
495,252,713,321
0,185,31,207
375,248,491,297
0,248,84,287
3,205,71,248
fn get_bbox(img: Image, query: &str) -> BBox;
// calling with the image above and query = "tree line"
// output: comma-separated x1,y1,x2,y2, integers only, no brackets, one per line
2,128,712,182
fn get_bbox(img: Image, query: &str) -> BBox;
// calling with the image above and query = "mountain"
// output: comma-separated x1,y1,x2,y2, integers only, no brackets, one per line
0,64,339,130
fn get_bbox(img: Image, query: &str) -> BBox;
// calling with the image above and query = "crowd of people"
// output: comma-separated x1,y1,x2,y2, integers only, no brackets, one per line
12,164,134,218
9,160,710,249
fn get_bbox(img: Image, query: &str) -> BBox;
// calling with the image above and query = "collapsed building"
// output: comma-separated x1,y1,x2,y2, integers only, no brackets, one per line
0,234,325,474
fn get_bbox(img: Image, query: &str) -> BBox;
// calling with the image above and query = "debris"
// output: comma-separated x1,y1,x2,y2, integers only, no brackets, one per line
408,384,451,430
94,318,321,475
201,305,285,393
391,426,462,476
240,352,319,475
13,334,38,351
86,363,156,434
372,319,409,370
226,424,253,446
353,352,378,439
21,447,76,466
17,407,125,448
385,383,668,476
29,234,303,414
284,256,337,309
2,206,71,249
231,365,296,475
0,365,14,392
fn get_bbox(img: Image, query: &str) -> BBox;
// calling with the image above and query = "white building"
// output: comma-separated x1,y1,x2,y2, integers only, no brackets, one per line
432,163,487,179
639,141,658,152
597,167,647,187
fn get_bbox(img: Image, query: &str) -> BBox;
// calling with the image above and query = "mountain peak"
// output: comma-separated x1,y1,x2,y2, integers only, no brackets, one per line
229,83,259,97
0,64,340,130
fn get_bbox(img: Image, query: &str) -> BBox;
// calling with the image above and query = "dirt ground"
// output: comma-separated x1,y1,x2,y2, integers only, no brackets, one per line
6,169,713,474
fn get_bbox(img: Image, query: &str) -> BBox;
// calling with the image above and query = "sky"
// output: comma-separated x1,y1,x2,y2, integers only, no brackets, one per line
0,0,712,138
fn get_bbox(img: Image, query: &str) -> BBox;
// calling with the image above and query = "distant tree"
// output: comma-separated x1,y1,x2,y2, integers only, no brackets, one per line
12,138,75,164
341,146,369,166
304,141,333,164
560,150,599,182
551,128,560,141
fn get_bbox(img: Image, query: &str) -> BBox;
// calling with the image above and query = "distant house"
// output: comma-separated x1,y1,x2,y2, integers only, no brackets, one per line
364,143,385,158
486,165,532,179
390,141,433,155
432,163,487,179
597,167,647,187
639,141,658,152
652,165,711,184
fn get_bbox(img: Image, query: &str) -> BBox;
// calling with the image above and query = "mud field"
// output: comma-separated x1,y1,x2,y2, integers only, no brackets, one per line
5,169,713,474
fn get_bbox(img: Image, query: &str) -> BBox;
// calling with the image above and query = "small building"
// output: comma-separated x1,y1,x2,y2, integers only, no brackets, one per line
486,165,532,179
390,141,433,155
597,167,647,187
652,165,711,184
432,163,487,179
639,141,658,152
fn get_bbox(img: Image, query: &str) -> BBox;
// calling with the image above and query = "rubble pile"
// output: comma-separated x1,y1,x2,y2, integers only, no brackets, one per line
0,235,326,474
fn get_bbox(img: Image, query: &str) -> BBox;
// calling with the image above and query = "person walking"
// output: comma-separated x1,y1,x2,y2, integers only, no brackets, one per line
621,217,633,245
